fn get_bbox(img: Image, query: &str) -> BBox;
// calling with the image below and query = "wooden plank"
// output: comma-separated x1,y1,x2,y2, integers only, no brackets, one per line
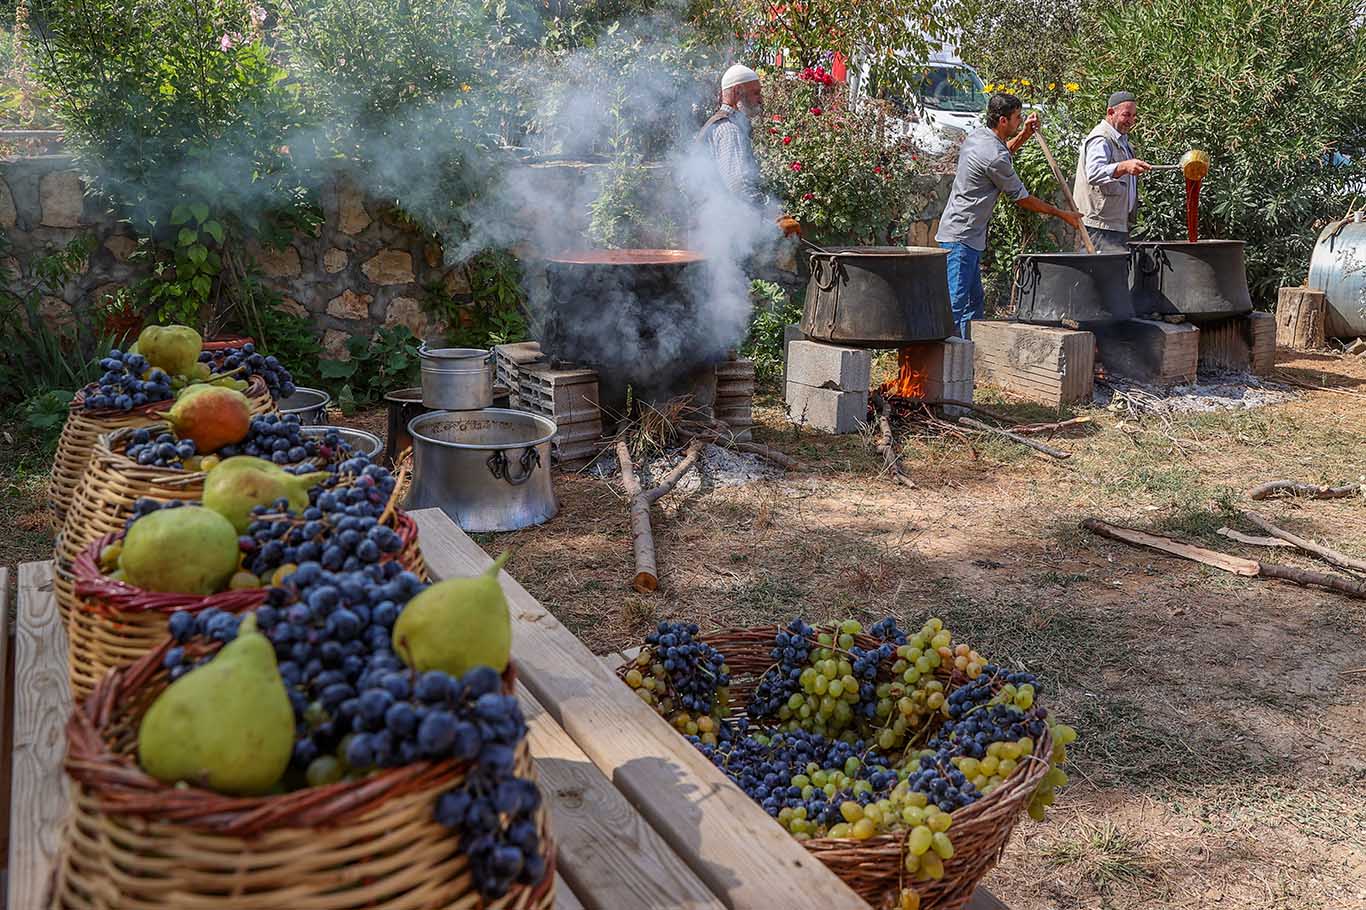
10,561,71,910
0,566,10,867
410,510,867,910
1082,519,1261,576
518,681,725,910
966,887,1013,910
556,874,587,910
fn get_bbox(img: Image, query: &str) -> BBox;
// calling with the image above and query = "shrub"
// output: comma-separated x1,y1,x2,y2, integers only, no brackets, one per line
743,279,804,385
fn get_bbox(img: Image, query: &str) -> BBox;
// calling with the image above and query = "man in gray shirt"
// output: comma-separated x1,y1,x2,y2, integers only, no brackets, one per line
935,93,1081,338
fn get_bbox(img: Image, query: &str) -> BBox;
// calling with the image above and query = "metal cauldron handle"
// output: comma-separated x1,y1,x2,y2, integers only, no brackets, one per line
418,343,496,365
812,254,845,292
486,446,542,486
1010,257,1042,314
1134,246,1167,277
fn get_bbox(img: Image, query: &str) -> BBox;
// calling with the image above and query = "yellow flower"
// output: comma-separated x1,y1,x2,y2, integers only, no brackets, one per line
983,83,993,92
1021,79,1031,86
1048,82,1056,90
460,83,472,92
1065,82,1079,92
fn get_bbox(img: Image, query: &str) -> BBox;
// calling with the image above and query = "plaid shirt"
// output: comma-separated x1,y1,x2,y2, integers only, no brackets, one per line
703,104,765,205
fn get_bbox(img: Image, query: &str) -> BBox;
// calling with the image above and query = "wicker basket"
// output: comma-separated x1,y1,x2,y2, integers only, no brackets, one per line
49,375,275,526
628,626,1052,910
52,646,556,909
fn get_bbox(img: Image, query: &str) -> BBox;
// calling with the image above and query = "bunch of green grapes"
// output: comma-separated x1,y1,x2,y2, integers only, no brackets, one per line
622,621,731,745
1028,716,1077,820
768,619,869,739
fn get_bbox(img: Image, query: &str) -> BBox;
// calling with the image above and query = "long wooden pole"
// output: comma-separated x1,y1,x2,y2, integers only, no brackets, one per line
1033,131,1097,254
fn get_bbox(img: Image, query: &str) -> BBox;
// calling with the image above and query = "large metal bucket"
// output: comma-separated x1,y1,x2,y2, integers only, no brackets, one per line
1013,252,1134,327
384,387,431,466
801,246,955,346
1129,240,1253,323
418,346,494,411
406,409,558,533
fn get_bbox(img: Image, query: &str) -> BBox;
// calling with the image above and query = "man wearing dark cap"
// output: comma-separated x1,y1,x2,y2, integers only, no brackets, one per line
1072,91,1152,251
935,92,1082,339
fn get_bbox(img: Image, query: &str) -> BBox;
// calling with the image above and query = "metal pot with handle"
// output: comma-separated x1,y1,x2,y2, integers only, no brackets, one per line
418,345,495,411
405,409,558,532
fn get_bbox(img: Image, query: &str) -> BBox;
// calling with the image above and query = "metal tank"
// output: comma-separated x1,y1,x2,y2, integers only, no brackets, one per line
1307,215,1366,338
1012,252,1134,327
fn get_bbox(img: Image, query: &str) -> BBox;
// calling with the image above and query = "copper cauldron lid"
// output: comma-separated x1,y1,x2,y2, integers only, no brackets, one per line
545,249,705,265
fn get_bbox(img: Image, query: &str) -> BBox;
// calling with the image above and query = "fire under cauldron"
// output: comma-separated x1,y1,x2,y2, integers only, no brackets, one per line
1013,252,1134,327
1129,240,1253,323
540,249,721,411
801,246,955,346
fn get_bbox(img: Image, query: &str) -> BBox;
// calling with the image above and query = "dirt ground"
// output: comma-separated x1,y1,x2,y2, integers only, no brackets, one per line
2,349,1364,909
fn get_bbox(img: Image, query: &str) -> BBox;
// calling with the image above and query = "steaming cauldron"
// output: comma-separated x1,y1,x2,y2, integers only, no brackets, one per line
800,247,954,346
1129,240,1253,322
540,249,721,407
1013,252,1134,327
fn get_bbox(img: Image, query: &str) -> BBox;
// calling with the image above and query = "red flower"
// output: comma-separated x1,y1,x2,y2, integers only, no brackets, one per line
802,193,815,200
769,128,778,134
782,135,792,145
772,115,783,122
873,166,882,174
810,107,823,116
790,162,803,172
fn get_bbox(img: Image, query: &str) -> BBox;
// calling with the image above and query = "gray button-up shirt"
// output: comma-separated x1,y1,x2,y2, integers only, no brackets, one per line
1083,133,1137,214
935,127,1029,251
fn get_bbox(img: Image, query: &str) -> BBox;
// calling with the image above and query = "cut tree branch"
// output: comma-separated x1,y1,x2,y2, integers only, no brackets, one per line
1247,480,1362,501
1217,527,1295,548
1082,517,1366,600
958,416,1072,459
871,393,914,489
616,437,705,593
1242,511,1366,574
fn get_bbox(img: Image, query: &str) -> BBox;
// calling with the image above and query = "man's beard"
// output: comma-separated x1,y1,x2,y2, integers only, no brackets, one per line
738,99,764,120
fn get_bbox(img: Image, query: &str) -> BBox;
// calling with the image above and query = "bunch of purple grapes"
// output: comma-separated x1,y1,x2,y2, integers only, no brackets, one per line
82,350,174,412
219,413,350,466
199,343,296,400
127,429,197,468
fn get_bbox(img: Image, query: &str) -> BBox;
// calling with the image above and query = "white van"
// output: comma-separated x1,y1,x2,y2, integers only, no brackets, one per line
848,53,988,158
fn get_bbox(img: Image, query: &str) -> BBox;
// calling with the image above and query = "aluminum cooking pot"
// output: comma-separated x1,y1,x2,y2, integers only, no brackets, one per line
419,345,495,411
278,386,331,424
300,426,383,460
406,409,558,532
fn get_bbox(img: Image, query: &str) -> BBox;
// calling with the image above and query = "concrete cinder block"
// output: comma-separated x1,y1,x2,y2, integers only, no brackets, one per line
786,340,873,392
786,381,869,434
782,324,805,387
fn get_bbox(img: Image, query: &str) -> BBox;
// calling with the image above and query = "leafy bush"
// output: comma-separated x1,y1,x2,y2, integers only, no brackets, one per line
246,299,324,387
754,74,930,244
743,279,804,385
318,325,421,413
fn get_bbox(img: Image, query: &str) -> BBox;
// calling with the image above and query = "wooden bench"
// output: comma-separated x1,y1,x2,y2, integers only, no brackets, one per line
4,517,1010,909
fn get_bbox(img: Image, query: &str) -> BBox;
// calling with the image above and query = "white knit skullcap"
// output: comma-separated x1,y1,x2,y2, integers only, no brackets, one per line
721,64,760,91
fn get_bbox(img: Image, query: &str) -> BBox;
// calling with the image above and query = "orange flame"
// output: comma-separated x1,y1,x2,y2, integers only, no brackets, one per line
880,347,928,399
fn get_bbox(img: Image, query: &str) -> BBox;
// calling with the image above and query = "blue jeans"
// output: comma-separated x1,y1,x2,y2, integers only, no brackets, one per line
940,241,984,339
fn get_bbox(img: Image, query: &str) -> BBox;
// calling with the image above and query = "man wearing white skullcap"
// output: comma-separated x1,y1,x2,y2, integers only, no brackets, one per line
698,64,801,237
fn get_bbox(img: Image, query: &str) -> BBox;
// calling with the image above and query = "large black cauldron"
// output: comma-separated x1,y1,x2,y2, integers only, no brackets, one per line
1129,240,1253,323
540,249,720,407
1013,252,1134,327
801,247,954,346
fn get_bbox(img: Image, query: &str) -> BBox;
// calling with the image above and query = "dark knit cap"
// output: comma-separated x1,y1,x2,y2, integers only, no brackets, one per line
1107,91,1136,108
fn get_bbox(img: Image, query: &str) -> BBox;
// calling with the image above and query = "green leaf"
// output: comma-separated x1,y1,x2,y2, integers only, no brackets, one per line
192,274,212,297
202,220,225,244
170,205,192,225
319,359,358,379
190,202,210,224
386,352,410,372
177,227,198,247
188,244,208,266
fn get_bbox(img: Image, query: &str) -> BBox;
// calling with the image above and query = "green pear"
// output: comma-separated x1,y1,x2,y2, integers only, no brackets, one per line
202,456,331,533
136,325,203,376
393,552,512,676
138,613,294,795
119,505,240,595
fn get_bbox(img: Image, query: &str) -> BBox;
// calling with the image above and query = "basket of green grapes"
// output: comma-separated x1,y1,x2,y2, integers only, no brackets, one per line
618,616,1077,910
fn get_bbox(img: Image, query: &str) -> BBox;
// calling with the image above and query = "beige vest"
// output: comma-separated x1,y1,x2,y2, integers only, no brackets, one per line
1073,120,1135,232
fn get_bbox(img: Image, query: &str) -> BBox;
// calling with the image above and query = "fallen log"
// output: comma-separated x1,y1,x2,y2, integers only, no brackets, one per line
958,416,1072,459
616,437,705,593
871,393,915,489
1010,416,1093,436
732,441,803,471
1242,510,1366,574
1081,518,1260,575
677,419,805,471
1082,517,1366,600
1247,480,1362,501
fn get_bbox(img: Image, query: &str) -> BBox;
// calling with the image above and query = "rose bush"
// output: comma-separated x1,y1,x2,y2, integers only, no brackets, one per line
754,69,930,244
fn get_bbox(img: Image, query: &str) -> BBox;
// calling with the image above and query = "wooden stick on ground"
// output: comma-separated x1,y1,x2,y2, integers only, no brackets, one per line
1083,517,1366,599
1242,510,1366,574
1247,480,1362,501
958,416,1072,459
1010,416,1093,435
732,441,803,472
1217,527,1296,548
616,437,706,593
918,399,1021,425
677,420,805,472
871,393,915,489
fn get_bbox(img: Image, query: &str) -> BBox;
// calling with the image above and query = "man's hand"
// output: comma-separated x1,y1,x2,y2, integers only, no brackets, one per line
777,214,802,238
1022,112,1041,137
1114,158,1153,177
1058,210,1083,231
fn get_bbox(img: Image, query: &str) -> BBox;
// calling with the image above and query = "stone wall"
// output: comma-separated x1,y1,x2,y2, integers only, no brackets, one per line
0,155,471,359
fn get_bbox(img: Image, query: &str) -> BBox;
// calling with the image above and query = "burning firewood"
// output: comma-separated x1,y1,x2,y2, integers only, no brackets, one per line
615,436,706,593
